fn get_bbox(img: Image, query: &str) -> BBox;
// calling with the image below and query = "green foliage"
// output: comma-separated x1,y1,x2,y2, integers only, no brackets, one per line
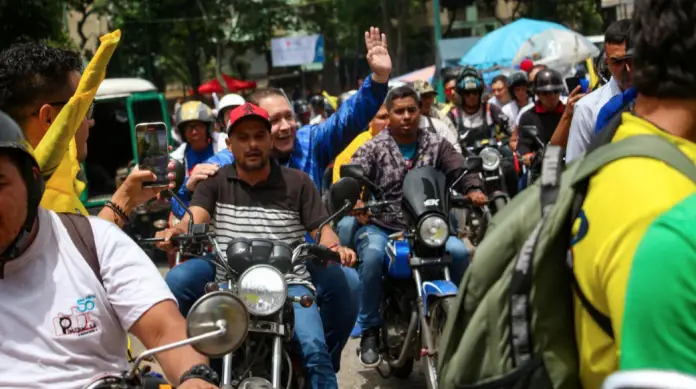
0,0,68,50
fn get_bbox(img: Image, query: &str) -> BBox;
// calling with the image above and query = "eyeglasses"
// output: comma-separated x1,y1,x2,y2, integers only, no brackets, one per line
43,100,95,120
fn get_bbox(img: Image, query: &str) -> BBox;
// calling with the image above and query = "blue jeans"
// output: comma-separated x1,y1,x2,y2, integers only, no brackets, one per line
289,285,338,389
353,224,469,330
336,216,359,248
165,258,360,372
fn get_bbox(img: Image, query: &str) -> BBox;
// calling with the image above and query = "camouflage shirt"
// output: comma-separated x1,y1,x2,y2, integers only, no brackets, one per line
350,128,483,231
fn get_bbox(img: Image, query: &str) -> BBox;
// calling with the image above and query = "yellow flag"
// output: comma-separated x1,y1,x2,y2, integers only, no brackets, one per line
322,91,338,111
38,30,121,215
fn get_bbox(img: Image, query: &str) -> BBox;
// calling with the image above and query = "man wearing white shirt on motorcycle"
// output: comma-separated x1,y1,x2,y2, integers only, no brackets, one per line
0,111,219,389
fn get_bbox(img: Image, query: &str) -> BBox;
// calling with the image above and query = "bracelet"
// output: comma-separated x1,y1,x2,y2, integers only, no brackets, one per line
105,201,129,223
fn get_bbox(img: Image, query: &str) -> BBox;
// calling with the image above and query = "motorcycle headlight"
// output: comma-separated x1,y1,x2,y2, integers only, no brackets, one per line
417,215,449,248
480,147,502,171
238,265,287,316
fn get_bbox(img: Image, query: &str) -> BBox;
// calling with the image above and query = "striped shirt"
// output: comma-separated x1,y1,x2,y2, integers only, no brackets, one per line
190,161,328,289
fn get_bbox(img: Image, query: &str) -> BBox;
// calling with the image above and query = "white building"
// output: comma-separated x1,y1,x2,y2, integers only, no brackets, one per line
601,0,634,21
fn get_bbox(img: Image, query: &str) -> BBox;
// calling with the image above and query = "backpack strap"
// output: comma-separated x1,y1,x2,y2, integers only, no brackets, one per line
56,213,103,287
508,145,565,366
573,134,696,186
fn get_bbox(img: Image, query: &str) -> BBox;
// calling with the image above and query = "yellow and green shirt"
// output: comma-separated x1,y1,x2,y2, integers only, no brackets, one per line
571,113,696,388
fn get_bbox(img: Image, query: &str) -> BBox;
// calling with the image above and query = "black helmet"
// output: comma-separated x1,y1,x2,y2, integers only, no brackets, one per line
0,111,44,261
455,66,484,96
533,68,565,93
293,99,310,116
509,71,529,89
309,95,325,110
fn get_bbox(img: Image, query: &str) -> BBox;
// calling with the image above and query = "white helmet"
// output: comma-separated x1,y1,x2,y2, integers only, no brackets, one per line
217,93,246,123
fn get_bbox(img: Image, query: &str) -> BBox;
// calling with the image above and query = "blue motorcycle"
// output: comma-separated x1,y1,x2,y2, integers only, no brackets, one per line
335,158,483,389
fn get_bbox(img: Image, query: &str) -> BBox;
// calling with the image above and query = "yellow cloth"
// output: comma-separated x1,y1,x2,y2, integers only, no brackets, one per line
37,30,121,215
439,102,454,117
586,58,598,90
571,112,696,389
323,91,338,111
332,130,375,183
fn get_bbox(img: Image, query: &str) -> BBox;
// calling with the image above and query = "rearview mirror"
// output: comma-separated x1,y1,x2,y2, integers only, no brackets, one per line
187,291,249,357
520,125,540,140
170,159,186,192
340,164,366,180
329,177,361,215
465,156,483,173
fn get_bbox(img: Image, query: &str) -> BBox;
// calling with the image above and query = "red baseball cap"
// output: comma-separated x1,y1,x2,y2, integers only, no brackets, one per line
226,102,271,133
520,59,534,73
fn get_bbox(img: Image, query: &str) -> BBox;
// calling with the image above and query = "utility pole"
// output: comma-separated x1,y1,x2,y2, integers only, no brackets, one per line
432,0,445,102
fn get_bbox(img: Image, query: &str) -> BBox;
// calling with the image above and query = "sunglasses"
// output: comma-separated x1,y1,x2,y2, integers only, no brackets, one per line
44,100,95,120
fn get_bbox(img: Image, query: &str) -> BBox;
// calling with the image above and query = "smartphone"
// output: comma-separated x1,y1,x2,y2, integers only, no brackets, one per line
135,122,170,188
565,76,582,93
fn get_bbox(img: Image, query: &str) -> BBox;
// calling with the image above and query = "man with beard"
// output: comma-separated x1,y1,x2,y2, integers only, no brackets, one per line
166,26,391,374
156,103,356,389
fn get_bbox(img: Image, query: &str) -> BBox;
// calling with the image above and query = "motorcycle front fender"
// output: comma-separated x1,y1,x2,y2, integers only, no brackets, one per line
421,280,458,315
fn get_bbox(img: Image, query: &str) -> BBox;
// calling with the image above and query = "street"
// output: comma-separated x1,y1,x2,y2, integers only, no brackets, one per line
129,260,430,388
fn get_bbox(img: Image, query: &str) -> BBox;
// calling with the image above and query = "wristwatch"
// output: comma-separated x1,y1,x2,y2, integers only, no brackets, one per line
179,364,220,386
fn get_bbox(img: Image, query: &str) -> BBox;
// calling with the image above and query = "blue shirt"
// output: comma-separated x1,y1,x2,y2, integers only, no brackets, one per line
206,75,388,189
172,143,215,219
595,86,638,135
398,142,417,161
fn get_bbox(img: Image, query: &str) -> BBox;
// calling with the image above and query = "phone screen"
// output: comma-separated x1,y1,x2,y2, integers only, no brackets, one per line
135,122,170,188
565,77,582,93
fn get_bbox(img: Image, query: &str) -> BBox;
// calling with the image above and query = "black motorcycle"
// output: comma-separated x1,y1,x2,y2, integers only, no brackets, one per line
337,157,482,389
140,189,357,389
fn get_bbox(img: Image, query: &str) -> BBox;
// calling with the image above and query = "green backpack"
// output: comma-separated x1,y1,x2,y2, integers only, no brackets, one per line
437,120,696,389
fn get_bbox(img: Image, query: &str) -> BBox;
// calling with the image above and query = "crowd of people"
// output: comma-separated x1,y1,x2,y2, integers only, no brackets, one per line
0,0,694,388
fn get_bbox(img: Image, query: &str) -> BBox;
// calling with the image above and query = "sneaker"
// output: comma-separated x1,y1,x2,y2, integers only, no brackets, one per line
359,327,382,367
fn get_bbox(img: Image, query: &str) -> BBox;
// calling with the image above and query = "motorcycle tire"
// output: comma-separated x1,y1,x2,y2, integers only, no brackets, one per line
391,358,414,379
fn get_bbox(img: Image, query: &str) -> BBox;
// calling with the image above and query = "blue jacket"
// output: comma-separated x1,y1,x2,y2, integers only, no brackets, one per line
595,86,638,135
207,75,388,189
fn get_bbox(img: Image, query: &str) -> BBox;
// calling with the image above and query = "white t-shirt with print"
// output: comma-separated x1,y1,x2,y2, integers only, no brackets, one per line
0,207,175,389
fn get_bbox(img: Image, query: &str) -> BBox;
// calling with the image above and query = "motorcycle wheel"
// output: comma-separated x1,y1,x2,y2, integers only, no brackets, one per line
391,358,414,379
424,297,456,389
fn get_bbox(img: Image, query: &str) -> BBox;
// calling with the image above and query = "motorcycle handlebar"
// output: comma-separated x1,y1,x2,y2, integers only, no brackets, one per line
138,232,214,245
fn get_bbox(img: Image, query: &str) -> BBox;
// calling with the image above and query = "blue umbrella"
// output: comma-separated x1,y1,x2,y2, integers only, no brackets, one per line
459,18,569,69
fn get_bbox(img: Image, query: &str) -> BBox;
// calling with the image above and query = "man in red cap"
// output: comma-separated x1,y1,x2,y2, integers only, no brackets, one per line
157,103,355,389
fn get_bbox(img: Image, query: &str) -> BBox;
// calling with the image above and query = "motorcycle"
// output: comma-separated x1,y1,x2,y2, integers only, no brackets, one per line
459,130,514,214
84,287,249,388
140,187,359,389
336,156,483,389
518,125,547,188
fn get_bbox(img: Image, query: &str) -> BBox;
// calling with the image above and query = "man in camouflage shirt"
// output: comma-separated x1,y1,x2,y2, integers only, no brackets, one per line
347,85,487,367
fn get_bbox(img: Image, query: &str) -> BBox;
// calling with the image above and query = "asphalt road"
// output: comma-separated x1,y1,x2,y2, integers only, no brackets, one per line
129,259,434,388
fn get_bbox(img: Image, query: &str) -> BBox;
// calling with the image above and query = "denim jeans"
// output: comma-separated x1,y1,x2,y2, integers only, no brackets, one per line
353,224,469,330
289,285,338,389
165,258,361,372
336,216,359,248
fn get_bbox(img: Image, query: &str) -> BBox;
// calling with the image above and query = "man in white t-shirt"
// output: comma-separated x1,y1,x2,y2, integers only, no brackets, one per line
0,111,218,389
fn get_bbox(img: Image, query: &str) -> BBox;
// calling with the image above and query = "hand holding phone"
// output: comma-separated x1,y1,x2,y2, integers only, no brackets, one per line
135,122,170,188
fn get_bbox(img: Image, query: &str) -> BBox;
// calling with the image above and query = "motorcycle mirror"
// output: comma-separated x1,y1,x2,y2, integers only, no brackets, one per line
465,156,484,173
170,159,186,192
329,177,361,215
520,125,540,140
187,291,249,357
339,164,366,180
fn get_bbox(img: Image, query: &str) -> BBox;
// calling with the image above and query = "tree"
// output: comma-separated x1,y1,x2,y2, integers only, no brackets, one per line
66,0,109,57
469,0,603,34
0,0,71,50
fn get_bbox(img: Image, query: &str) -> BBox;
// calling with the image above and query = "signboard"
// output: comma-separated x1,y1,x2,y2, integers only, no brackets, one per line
271,34,325,68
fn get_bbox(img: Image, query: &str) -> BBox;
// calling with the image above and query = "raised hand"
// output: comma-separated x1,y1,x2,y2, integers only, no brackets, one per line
365,26,391,83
